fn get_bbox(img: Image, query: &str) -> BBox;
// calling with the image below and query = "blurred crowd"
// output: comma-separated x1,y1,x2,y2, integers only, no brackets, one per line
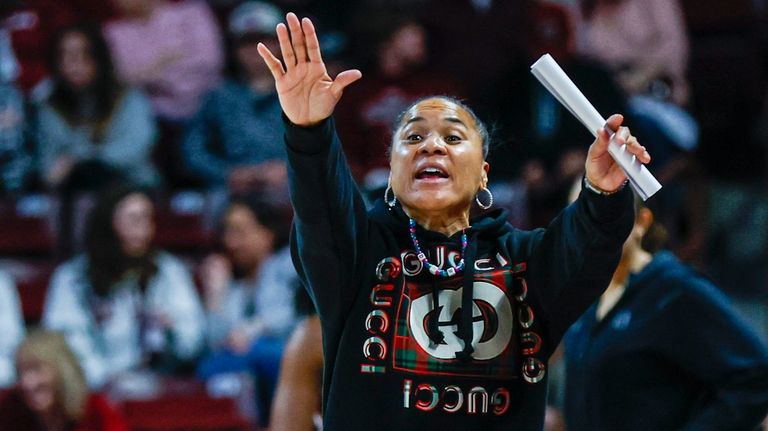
0,0,767,429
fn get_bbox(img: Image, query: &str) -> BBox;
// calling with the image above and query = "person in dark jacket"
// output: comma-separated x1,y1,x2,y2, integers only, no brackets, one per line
564,198,768,431
255,13,650,430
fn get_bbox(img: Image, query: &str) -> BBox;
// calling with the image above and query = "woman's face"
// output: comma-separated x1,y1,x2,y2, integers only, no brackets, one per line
112,193,155,258
222,204,275,272
17,357,57,415
236,37,278,80
390,98,489,215
58,32,97,90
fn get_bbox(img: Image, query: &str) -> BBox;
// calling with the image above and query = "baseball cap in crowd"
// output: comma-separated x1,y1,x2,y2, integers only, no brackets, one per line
229,1,282,39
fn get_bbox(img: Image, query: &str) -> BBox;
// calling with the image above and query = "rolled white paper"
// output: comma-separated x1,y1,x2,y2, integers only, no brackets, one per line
530,54,662,200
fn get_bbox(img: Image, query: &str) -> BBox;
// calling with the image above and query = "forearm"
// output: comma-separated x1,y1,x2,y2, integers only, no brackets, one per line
529,183,634,343
285,116,368,319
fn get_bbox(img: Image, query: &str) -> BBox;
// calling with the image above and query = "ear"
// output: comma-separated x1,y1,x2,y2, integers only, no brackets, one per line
481,162,490,186
635,207,654,236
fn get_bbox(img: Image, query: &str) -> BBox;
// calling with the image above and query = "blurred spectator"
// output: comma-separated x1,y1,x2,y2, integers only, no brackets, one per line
0,8,33,193
487,2,625,228
270,313,322,431
0,83,32,193
573,0,690,106
43,185,205,388
337,10,462,182
2,0,115,96
104,0,223,121
0,330,128,431
36,23,159,190
419,0,530,108
183,1,287,191
0,270,24,388
197,193,298,427
564,195,768,431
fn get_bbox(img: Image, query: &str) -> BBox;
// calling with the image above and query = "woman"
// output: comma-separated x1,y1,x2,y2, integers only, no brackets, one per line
104,0,223,121
182,1,287,191
574,0,689,106
564,199,768,431
197,193,298,426
42,185,205,388
37,23,158,189
0,330,128,431
255,14,650,430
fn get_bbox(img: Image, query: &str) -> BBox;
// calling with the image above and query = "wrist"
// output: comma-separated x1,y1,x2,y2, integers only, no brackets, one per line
584,176,628,196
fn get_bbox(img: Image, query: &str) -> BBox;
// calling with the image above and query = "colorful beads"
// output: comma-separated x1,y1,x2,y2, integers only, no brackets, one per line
408,218,467,278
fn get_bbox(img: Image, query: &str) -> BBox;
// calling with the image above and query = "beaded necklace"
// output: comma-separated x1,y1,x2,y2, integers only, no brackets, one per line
408,218,468,277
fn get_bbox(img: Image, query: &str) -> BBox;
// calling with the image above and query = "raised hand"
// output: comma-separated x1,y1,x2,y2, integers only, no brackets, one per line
257,13,362,127
585,114,652,193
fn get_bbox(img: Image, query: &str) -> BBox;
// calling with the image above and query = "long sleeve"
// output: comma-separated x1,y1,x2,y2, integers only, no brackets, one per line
660,280,768,431
254,247,299,338
97,89,158,184
151,254,206,361
181,92,230,184
285,116,369,330
205,284,244,348
0,273,24,387
36,103,74,183
42,260,110,388
527,183,634,348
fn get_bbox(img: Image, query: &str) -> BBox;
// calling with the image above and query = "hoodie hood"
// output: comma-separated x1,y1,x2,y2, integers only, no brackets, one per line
369,198,512,360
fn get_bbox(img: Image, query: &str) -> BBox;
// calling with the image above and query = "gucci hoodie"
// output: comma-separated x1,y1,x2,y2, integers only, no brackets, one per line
285,116,633,430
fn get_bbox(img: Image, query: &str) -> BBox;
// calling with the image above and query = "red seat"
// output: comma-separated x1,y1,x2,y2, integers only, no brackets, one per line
0,197,56,257
122,397,251,431
153,192,213,254
14,261,55,325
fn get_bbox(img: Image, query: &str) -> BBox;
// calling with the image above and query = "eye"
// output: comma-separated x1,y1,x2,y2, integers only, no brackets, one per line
445,135,462,143
406,134,422,142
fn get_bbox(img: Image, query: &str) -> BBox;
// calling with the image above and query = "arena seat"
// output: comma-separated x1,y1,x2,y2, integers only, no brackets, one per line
113,376,255,431
0,195,56,257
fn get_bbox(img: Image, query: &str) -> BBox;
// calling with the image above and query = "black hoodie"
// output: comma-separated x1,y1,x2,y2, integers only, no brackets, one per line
285,116,633,430
564,251,768,431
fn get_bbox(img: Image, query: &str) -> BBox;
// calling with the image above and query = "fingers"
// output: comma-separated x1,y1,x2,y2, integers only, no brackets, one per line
301,17,323,63
286,12,308,63
604,113,624,133
330,69,363,97
276,23,295,69
626,134,651,164
257,43,285,79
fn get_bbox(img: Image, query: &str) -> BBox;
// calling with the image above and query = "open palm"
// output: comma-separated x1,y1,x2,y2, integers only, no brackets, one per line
257,13,361,127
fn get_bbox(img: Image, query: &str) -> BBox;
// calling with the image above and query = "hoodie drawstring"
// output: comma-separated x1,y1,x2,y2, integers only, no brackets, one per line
456,231,479,362
428,278,445,346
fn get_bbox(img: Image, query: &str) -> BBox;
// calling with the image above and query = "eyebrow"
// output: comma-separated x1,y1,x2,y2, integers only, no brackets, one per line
443,117,467,128
405,116,424,125
404,116,467,128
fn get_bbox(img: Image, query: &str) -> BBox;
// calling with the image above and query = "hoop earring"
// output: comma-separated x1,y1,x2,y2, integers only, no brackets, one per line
475,187,493,210
384,180,397,208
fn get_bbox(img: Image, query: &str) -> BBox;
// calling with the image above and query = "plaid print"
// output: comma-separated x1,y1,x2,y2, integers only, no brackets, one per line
391,266,526,379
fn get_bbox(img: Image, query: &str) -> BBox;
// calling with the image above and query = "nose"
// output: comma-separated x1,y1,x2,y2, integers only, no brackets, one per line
419,134,447,155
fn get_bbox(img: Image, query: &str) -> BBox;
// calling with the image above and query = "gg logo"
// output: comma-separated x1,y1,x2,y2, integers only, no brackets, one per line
409,281,514,361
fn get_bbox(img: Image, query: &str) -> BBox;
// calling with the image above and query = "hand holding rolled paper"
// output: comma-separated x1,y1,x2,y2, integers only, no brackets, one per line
530,54,662,200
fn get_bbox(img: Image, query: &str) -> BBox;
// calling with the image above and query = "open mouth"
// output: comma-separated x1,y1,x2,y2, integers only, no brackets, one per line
415,167,449,180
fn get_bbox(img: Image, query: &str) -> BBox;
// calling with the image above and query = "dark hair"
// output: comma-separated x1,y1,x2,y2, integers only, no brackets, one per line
47,23,123,139
350,6,425,70
224,192,292,253
391,95,491,159
85,184,157,297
